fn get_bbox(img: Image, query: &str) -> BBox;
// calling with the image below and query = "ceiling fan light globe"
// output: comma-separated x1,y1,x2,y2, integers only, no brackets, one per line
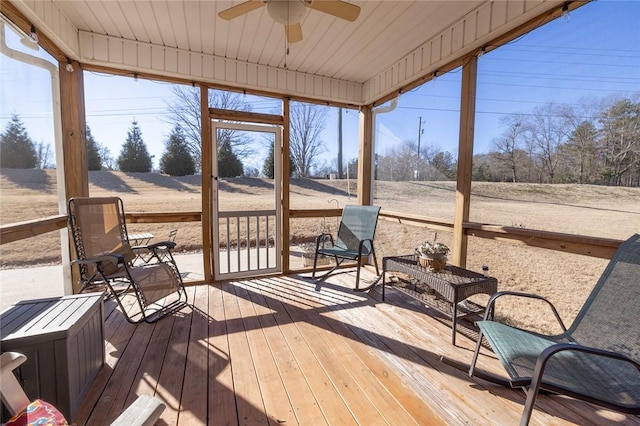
267,1,306,25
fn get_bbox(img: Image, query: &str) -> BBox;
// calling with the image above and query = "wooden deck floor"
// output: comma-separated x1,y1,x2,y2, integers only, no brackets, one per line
75,270,639,425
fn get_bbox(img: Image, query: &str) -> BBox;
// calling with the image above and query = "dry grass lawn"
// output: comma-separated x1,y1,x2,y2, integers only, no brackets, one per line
2,168,639,331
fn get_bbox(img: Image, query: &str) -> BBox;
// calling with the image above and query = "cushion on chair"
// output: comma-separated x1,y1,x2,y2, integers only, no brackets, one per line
6,399,68,426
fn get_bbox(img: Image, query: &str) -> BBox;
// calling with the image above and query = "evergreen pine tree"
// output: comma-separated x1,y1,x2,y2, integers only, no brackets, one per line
262,141,295,178
262,142,276,178
160,125,195,176
218,139,243,177
86,125,102,171
117,120,153,172
0,114,37,169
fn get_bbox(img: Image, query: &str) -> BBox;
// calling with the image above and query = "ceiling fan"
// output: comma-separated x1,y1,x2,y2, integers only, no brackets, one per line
218,0,361,43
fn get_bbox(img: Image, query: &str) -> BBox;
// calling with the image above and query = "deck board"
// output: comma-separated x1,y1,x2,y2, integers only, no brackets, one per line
74,271,640,426
241,279,328,425
261,278,389,425
232,281,292,425
254,277,359,425
178,285,209,424
207,283,237,425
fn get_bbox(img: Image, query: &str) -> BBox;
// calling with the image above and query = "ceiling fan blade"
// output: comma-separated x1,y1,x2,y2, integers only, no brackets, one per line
308,0,360,22
218,0,265,20
286,23,303,43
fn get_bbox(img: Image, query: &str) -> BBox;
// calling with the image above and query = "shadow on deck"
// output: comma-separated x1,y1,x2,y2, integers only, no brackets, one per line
73,270,638,426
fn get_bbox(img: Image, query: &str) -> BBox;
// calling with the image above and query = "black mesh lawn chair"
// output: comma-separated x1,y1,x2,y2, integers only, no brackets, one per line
446,233,640,425
312,205,381,290
68,197,188,323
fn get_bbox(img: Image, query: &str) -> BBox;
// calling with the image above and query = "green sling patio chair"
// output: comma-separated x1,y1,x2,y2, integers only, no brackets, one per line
312,205,381,290
68,197,188,324
447,233,640,425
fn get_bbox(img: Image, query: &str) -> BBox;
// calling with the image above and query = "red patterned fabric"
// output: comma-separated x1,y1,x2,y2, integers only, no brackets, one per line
5,399,68,426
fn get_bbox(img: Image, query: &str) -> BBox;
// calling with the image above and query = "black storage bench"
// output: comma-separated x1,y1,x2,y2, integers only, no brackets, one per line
0,293,105,422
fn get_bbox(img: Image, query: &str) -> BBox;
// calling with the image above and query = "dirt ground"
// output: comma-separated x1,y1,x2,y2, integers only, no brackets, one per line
2,169,639,331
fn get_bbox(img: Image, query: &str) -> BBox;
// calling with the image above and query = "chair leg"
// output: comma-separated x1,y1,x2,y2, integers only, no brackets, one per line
105,281,145,324
469,329,484,377
445,328,512,387
441,360,513,388
312,249,319,279
313,255,342,281
370,244,380,276
353,249,383,292
354,245,382,292
520,385,540,426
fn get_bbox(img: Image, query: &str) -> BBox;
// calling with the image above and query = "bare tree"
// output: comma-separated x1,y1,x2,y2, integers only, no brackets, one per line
34,140,53,169
289,103,327,177
165,87,254,168
529,102,572,183
431,151,456,180
376,141,418,181
491,114,527,182
99,146,115,170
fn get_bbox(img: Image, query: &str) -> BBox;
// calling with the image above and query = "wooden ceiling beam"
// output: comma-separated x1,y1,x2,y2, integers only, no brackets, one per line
81,63,360,111
208,108,283,126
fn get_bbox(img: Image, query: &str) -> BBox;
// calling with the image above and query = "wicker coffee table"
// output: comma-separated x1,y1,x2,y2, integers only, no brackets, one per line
382,254,497,345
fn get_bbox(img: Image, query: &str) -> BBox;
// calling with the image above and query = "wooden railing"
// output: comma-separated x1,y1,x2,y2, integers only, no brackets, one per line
290,209,622,259
0,212,202,245
0,209,621,260
0,215,67,244
216,209,278,274
377,211,620,259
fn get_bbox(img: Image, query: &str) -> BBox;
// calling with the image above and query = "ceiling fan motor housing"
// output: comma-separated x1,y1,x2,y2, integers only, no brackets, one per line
267,0,307,25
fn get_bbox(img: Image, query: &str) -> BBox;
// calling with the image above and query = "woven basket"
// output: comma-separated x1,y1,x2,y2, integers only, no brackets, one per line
419,255,447,272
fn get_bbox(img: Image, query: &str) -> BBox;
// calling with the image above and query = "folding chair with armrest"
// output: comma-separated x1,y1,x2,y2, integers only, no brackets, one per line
443,233,640,425
312,205,381,291
68,197,189,324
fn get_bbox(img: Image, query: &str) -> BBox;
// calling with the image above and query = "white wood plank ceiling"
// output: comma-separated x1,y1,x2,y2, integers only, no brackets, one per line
9,0,570,104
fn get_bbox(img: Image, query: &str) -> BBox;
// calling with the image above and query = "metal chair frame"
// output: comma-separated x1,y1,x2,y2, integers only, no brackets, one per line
311,205,381,291
68,197,188,324
443,233,640,425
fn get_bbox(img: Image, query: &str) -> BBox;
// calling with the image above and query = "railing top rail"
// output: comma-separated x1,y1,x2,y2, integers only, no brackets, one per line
217,210,277,218
0,209,622,259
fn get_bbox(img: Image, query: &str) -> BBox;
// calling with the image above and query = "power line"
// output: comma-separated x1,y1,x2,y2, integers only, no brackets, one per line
501,43,640,56
394,105,605,121
479,70,639,84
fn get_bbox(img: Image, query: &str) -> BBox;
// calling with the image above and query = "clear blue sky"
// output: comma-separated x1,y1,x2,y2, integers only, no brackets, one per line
1,0,638,171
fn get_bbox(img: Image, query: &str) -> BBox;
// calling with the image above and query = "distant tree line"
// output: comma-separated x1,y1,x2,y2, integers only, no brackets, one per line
3,92,637,187
474,97,640,186
1,88,331,179
375,140,457,182
373,96,639,187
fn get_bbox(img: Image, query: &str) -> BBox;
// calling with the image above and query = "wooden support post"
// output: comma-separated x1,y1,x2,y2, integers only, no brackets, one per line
200,85,213,282
60,60,88,200
357,105,373,206
357,105,374,266
452,56,478,268
60,60,87,294
282,98,291,272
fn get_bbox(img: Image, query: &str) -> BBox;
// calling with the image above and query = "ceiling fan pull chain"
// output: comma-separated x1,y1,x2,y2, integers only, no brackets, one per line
284,32,288,69
285,1,290,69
